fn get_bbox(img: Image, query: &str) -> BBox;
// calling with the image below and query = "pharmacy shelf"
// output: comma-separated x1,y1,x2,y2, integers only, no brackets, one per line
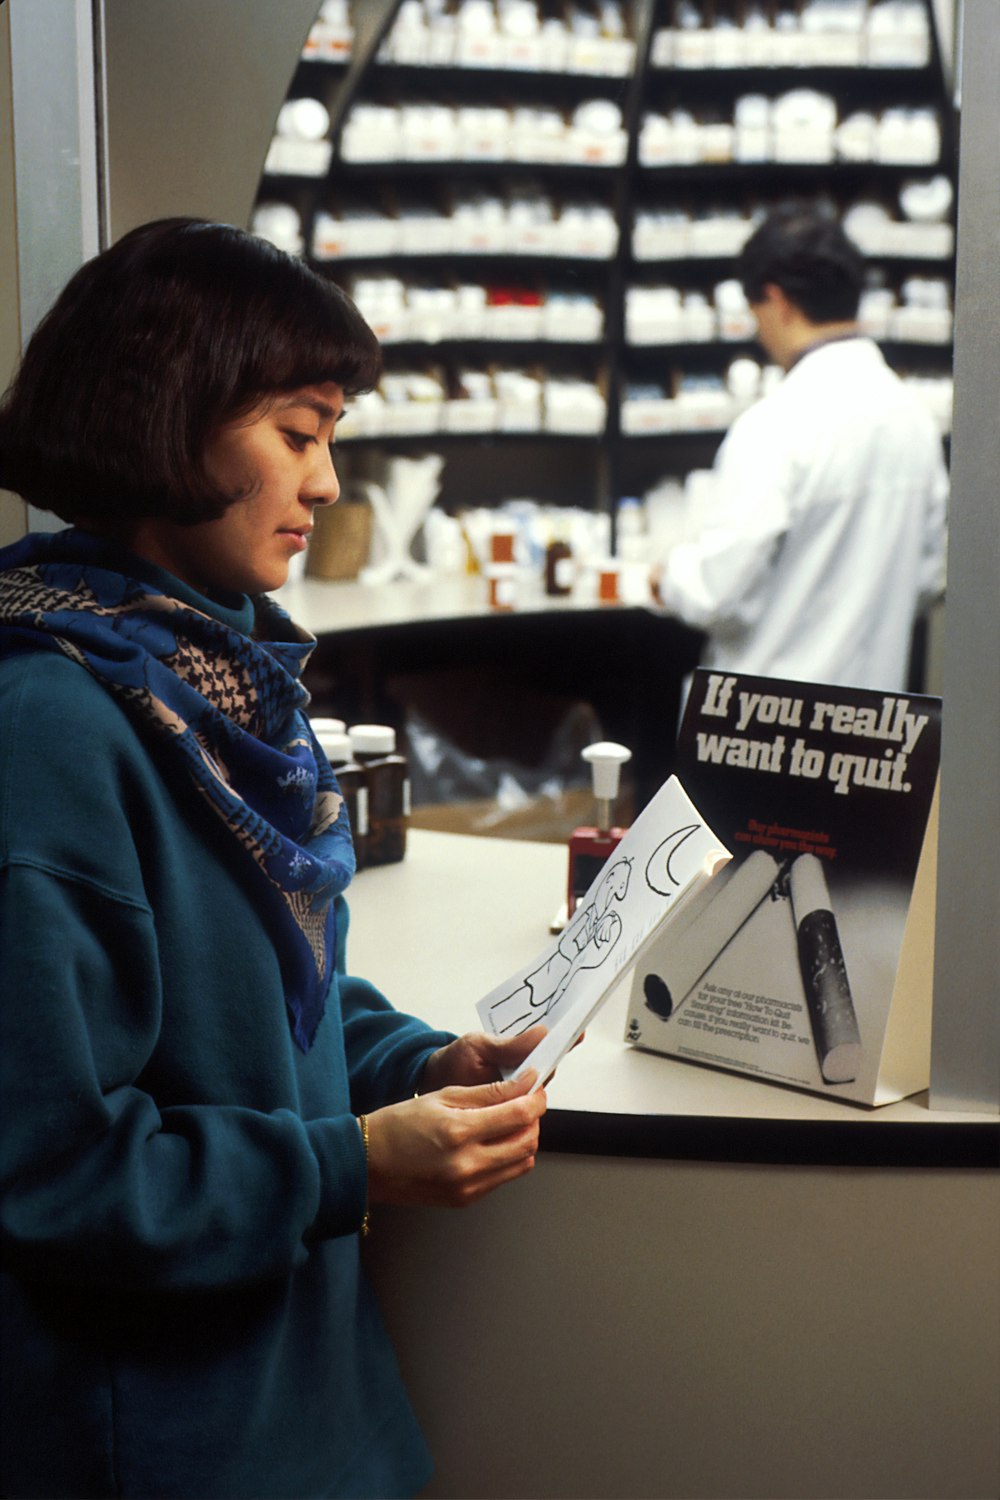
323,158,627,178
640,66,943,94
369,341,606,355
619,418,951,440
320,247,953,268
622,336,952,354
275,159,947,187
337,427,606,449
251,0,956,522
360,61,638,89
311,251,615,265
645,64,940,78
633,159,947,181
631,246,954,264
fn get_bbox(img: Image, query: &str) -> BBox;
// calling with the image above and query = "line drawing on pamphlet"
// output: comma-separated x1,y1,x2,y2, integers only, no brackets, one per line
645,822,703,895
487,820,716,1038
475,777,732,1090
487,857,632,1034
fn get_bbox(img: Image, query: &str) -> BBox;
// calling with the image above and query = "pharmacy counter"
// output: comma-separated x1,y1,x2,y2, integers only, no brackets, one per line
349,829,999,1167
279,574,705,807
280,572,610,633
350,831,999,1500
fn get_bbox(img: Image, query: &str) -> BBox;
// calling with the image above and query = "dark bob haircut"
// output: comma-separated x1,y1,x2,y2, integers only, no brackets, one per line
0,217,383,526
737,202,865,324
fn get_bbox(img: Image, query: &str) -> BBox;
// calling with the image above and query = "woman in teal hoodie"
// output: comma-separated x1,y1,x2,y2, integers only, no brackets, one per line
0,218,546,1500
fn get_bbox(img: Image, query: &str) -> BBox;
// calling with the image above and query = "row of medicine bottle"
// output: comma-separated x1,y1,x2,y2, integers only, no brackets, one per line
312,719,410,869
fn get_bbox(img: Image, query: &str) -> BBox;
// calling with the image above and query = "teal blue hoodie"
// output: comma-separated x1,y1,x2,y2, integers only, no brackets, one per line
0,550,453,1499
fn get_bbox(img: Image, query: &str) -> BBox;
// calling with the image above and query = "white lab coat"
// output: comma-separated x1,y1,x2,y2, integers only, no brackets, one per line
657,338,948,692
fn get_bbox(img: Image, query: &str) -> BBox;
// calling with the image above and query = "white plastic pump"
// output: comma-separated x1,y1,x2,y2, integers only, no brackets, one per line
581,741,632,829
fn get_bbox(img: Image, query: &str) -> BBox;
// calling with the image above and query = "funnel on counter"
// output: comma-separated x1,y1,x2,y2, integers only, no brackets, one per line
359,453,444,586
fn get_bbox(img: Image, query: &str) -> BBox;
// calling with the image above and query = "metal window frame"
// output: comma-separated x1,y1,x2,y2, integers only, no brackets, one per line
8,0,107,533
929,0,1000,1112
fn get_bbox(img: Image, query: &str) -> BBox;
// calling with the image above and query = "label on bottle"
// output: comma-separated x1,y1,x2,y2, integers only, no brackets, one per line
356,786,370,837
555,556,574,590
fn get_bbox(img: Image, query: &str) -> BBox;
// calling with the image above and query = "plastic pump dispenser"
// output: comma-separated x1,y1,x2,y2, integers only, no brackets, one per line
567,741,633,918
581,742,632,829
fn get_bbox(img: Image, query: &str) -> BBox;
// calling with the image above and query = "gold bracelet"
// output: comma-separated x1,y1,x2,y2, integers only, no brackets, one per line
357,1114,371,1238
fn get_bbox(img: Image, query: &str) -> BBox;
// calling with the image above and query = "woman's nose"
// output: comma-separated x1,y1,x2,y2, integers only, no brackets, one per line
305,444,340,507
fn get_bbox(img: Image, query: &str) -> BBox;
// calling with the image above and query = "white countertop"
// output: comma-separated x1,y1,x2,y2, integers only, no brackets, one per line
276,572,640,635
345,829,999,1130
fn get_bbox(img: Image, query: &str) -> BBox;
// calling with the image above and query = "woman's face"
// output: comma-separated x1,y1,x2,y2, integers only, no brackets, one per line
129,382,343,596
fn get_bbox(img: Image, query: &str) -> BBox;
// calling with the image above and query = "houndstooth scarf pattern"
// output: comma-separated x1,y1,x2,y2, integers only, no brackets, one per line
0,527,355,1051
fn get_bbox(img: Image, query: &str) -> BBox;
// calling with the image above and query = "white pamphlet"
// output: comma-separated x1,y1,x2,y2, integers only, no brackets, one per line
474,775,731,1090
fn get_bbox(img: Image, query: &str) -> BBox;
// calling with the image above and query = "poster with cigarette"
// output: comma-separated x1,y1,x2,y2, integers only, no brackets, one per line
474,776,731,1091
625,670,941,1106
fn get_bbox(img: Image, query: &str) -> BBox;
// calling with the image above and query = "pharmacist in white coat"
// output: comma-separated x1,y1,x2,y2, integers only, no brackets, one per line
654,205,948,692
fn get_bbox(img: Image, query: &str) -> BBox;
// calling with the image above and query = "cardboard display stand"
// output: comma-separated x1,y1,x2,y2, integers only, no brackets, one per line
625,669,941,1106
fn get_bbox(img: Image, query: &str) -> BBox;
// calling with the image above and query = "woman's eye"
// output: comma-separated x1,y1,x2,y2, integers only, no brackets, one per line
285,431,315,451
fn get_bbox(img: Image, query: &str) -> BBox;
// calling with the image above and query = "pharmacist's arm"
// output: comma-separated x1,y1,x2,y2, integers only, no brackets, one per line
653,412,792,633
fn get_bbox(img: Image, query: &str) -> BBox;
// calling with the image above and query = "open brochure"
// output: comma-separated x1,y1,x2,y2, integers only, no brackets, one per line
474,775,731,1090
625,670,941,1106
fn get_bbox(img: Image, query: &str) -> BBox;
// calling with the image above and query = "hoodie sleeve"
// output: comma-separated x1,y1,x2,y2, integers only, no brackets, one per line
0,859,376,1290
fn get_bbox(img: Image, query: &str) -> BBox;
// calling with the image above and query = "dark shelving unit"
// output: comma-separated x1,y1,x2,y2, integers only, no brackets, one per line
251,0,956,524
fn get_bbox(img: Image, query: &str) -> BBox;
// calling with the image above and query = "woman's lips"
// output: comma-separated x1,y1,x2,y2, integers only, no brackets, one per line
278,526,312,552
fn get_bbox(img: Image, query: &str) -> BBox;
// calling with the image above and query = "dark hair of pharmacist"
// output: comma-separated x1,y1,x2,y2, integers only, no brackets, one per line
737,201,866,324
0,216,382,525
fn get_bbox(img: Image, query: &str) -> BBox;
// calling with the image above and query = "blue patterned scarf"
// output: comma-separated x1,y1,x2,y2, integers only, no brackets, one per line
0,527,355,1052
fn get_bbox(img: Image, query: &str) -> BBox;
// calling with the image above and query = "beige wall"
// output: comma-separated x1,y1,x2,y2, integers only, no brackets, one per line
368,1154,1000,1500
102,0,320,239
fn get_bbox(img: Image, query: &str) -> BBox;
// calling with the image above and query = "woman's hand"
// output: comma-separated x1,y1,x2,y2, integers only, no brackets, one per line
364,1071,546,1210
419,1025,549,1093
